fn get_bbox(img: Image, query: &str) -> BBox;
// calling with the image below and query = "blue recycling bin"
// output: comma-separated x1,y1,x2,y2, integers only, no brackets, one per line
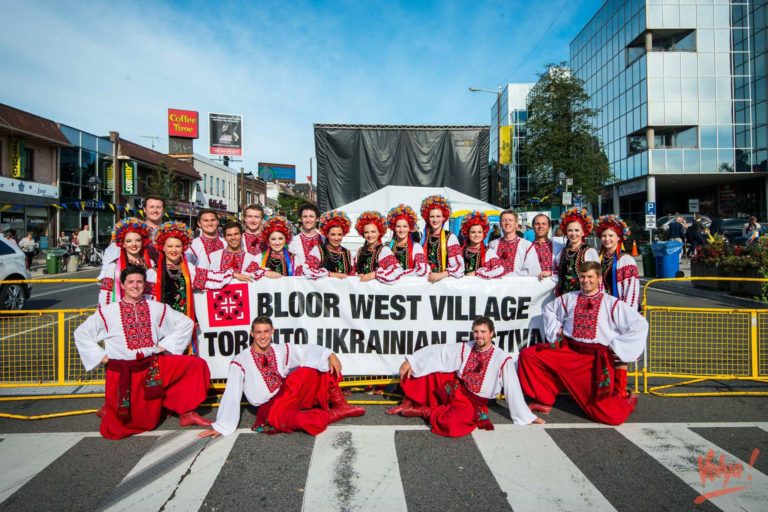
652,241,683,278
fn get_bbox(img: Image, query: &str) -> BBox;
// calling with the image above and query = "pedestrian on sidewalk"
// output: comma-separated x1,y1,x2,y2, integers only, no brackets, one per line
18,232,36,269
78,225,93,266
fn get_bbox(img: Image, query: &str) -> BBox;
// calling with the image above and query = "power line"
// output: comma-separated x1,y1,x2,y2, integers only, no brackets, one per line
499,0,570,86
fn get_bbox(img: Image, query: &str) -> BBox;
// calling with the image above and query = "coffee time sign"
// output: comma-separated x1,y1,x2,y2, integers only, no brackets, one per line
168,109,199,139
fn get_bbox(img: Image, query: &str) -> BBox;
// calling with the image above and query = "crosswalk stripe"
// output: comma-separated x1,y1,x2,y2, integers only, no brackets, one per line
472,426,617,512
303,425,409,511
0,433,83,504
98,431,208,512
617,424,768,512
160,432,240,512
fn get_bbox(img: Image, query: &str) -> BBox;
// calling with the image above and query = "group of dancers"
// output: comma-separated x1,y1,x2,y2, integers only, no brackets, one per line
74,193,647,440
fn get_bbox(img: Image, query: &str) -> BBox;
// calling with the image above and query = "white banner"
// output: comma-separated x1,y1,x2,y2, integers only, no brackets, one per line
195,276,556,378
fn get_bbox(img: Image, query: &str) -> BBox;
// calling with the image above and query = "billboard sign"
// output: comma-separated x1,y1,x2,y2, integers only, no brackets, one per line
209,113,243,156
168,109,199,138
122,160,138,195
258,162,296,183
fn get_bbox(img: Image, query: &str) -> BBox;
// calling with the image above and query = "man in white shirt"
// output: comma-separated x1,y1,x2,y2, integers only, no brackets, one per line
199,316,365,437
524,214,564,280
187,208,225,267
242,204,266,255
477,210,536,278
288,203,324,273
74,265,212,439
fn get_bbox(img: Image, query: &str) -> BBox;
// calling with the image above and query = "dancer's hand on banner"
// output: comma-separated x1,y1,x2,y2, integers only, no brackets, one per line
234,273,253,282
329,353,342,376
399,360,412,380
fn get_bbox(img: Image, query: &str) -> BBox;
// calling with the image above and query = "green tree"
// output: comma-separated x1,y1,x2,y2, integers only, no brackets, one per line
277,193,304,224
522,63,613,205
144,163,180,215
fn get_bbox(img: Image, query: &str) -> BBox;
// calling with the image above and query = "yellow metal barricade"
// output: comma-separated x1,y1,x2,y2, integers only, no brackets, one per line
640,277,768,396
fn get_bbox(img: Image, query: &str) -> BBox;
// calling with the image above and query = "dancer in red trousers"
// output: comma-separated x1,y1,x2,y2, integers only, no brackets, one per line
387,316,543,437
75,265,211,440
517,261,648,426
199,316,365,438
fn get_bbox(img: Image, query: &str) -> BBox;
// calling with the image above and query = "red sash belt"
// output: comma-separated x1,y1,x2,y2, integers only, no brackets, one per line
108,355,164,422
562,337,612,400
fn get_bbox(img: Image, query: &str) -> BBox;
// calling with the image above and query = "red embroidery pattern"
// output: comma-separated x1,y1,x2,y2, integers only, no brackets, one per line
243,232,262,255
97,305,109,332
496,238,521,273
461,346,493,393
616,264,638,282
120,300,154,350
413,253,426,265
200,236,223,256
244,261,260,274
447,243,462,258
192,267,209,291
305,254,321,270
231,361,246,374
220,250,246,272
252,346,283,392
533,240,553,272
100,278,114,292
379,254,399,270
159,304,167,327
572,293,602,340
300,233,322,258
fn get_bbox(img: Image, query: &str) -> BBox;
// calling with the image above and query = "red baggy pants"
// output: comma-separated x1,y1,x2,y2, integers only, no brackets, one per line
102,355,211,440
517,344,636,426
401,372,488,438
255,367,335,436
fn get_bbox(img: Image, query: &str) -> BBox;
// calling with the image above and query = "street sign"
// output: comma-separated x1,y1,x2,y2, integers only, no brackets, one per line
689,198,700,213
645,214,656,230
645,202,656,215
562,192,572,206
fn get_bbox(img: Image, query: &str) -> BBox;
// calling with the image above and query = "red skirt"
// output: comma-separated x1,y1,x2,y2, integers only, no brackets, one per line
254,367,336,436
101,354,210,440
401,372,490,438
517,343,636,425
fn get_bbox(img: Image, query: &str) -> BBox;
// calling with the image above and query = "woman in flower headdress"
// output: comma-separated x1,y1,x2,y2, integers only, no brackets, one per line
420,195,464,282
596,214,641,399
253,216,297,278
387,204,428,279
596,215,639,310
459,211,500,277
97,217,157,306
304,210,355,279
353,210,403,284
555,207,599,296
153,221,233,324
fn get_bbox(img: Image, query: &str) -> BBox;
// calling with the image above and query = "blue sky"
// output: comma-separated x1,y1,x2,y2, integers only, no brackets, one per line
1,0,603,182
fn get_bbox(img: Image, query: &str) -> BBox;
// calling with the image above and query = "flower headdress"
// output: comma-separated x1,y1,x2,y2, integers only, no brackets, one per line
420,195,451,222
318,210,351,237
261,216,294,245
559,207,594,237
355,211,386,239
112,217,150,247
386,204,419,233
460,211,491,239
154,221,194,251
596,214,631,240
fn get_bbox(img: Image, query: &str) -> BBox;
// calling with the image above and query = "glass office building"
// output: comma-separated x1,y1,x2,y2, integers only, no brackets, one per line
489,83,534,207
571,0,765,222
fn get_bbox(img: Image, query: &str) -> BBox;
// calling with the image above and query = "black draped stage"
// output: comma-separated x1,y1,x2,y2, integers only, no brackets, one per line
314,124,490,212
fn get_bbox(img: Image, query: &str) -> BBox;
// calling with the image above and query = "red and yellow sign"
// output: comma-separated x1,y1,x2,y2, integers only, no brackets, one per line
168,109,199,139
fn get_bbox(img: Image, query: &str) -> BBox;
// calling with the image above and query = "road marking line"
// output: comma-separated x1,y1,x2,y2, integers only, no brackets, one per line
0,432,83,504
303,426,409,511
617,424,768,512
32,283,99,298
473,426,616,512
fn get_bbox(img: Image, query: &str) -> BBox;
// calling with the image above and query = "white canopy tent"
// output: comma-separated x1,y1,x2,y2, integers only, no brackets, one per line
335,186,505,249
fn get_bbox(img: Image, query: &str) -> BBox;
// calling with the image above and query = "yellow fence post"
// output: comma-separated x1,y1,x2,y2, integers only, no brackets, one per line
57,311,66,384
752,311,759,379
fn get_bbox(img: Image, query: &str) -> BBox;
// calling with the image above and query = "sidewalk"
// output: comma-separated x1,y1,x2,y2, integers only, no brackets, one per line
29,254,99,278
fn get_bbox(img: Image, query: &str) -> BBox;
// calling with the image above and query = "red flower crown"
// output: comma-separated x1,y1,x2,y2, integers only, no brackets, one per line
318,210,351,237
261,216,295,245
461,210,490,239
559,207,595,237
355,211,386,238
154,221,194,251
386,204,419,232
112,217,150,247
420,195,451,222
596,214,631,239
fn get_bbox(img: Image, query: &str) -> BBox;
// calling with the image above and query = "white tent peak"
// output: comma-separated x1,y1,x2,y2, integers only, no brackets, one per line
337,186,504,216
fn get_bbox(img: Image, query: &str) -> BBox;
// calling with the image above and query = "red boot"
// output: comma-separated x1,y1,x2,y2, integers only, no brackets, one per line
179,411,212,427
328,381,352,408
614,367,629,398
399,405,431,419
328,405,366,424
385,399,413,415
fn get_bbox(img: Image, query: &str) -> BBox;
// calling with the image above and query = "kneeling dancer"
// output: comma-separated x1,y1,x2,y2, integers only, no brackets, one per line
75,265,211,440
199,316,365,437
387,316,542,437
517,261,648,426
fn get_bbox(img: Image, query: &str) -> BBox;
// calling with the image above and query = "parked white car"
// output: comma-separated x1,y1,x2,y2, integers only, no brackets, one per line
0,237,32,309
